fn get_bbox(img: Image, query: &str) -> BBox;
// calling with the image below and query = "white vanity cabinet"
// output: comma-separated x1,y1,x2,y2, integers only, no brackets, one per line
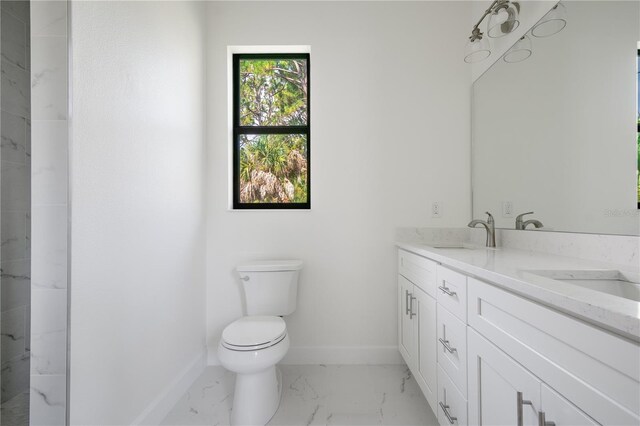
397,247,640,426
397,250,438,414
468,278,640,426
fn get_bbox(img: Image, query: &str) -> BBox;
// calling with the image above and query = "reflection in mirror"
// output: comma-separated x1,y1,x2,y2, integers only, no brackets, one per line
472,1,640,236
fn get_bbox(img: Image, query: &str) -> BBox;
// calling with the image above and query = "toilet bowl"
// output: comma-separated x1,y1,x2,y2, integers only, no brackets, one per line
218,260,302,425
218,315,290,425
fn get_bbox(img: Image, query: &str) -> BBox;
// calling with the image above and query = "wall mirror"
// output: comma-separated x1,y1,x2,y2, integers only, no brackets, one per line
472,1,640,236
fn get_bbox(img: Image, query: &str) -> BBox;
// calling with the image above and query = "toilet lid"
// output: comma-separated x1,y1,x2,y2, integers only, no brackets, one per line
222,316,287,348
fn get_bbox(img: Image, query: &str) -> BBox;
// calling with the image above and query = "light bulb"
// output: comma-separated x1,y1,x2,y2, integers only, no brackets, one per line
487,2,520,38
494,9,509,25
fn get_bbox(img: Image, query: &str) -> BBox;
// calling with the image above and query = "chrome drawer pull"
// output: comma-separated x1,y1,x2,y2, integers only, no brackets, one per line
439,401,457,424
405,290,410,316
409,294,417,318
438,338,457,353
538,411,556,426
517,391,534,426
438,283,457,297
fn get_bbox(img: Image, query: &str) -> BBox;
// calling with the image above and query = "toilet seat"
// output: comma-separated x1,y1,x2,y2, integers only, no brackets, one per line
222,316,287,351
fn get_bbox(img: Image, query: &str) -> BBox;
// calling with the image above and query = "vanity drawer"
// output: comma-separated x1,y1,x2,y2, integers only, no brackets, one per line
436,265,467,322
437,365,467,426
437,304,467,395
398,250,437,297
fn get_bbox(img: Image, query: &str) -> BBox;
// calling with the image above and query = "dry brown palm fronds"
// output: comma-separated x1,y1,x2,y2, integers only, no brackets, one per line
241,170,292,203
286,150,307,177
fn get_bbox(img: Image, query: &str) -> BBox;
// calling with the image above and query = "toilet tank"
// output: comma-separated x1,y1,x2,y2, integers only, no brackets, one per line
237,260,303,316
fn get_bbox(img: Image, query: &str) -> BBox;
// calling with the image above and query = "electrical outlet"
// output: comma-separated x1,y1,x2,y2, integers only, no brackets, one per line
432,202,442,218
503,201,514,218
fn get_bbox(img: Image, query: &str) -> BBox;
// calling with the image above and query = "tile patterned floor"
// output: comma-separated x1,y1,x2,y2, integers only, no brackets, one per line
162,365,437,426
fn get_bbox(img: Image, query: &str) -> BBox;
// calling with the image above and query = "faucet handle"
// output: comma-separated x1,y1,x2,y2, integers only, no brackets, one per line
515,211,534,221
515,211,534,230
485,212,494,223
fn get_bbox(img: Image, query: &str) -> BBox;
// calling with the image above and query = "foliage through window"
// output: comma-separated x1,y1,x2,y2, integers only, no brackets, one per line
233,54,310,209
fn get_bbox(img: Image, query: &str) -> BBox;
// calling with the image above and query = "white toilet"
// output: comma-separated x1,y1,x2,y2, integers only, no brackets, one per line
218,259,302,426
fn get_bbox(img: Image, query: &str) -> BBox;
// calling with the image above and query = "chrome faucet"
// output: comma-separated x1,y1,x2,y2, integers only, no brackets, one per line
515,212,544,230
468,212,496,248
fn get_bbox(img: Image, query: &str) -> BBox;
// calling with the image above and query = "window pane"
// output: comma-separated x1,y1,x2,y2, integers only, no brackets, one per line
239,134,308,204
239,58,308,126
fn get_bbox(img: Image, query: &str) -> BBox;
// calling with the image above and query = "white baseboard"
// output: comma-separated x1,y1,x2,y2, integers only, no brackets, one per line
208,345,403,366
132,351,205,425
282,346,403,365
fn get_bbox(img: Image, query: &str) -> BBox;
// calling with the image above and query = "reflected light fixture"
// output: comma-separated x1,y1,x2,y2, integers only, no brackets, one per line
465,0,520,63
531,2,567,38
503,35,532,63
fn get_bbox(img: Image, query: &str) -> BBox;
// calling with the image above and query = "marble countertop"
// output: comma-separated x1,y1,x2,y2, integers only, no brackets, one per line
396,242,640,342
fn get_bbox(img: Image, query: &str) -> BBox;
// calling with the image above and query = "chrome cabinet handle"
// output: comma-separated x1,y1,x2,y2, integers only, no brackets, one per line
405,290,410,316
439,401,457,424
438,338,457,353
438,282,457,297
538,412,556,426
517,392,534,426
409,294,417,318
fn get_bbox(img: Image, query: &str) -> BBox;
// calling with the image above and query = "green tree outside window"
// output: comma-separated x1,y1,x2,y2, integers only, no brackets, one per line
233,55,310,209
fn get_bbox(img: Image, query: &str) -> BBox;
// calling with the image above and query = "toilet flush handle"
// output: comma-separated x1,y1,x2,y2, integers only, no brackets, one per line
240,276,250,281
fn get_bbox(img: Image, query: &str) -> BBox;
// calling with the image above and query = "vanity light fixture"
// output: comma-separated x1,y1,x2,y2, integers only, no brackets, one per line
531,2,567,38
465,0,520,63
466,1,568,64
464,28,492,63
487,0,520,38
503,35,532,63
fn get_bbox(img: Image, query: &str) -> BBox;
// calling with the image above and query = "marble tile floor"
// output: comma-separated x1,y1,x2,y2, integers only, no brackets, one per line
162,365,438,426
1,390,29,426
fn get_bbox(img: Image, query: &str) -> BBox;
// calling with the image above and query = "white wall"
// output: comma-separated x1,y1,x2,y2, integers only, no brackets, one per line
69,2,206,424
206,1,472,365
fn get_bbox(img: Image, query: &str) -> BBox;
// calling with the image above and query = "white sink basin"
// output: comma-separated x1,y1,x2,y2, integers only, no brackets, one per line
526,269,640,302
427,243,498,251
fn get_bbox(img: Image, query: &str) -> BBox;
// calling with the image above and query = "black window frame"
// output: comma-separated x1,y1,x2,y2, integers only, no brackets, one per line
232,53,311,210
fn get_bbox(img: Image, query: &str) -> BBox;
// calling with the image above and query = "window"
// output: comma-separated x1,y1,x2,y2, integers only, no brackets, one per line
233,53,310,209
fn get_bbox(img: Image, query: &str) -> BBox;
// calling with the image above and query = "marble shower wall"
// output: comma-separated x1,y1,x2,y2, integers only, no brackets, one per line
30,1,68,424
1,0,31,407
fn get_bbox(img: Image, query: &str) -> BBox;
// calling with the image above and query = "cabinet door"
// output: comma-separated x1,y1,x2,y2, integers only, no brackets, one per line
398,275,415,367
413,286,437,413
468,329,541,426
540,384,600,426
